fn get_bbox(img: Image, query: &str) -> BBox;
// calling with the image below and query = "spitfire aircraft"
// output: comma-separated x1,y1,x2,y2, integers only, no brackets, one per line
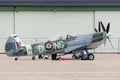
5,21,112,61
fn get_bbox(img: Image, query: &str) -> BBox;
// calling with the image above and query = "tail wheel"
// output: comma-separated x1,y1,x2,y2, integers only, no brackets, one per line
51,54,57,60
88,53,94,60
15,58,18,61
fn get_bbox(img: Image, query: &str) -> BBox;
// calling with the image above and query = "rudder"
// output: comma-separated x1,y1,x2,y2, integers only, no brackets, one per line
5,34,24,56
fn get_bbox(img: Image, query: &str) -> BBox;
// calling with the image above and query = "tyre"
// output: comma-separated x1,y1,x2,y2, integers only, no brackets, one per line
88,53,94,60
15,58,18,61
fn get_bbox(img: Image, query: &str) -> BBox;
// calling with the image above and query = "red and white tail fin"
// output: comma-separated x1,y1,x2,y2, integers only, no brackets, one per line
10,34,24,49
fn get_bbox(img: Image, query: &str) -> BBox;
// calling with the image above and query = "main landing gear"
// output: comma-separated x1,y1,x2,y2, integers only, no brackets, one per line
51,50,95,61
73,50,95,60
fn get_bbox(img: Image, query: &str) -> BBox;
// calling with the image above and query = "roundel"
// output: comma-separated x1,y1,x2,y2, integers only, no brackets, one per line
45,42,53,51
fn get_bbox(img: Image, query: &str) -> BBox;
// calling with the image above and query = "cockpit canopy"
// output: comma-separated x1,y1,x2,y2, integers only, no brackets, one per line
50,34,73,41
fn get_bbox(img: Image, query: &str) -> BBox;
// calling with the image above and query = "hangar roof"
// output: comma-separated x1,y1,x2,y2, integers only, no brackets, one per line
0,0,120,6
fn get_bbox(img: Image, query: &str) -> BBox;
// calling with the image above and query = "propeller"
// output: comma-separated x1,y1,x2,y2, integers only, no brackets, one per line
108,38,114,48
95,21,113,48
95,21,110,33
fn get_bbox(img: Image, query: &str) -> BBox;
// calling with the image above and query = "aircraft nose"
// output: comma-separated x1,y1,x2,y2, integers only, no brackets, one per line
107,32,112,38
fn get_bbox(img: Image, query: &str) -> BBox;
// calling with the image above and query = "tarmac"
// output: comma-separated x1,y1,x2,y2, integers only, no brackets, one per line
0,53,120,80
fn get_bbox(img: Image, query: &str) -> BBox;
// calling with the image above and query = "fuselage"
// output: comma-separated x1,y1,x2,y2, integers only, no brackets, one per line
5,32,107,57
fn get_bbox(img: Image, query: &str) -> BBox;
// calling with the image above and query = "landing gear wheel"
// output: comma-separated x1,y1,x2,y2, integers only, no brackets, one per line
38,55,43,59
15,58,18,61
51,54,57,60
88,53,94,60
32,56,36,60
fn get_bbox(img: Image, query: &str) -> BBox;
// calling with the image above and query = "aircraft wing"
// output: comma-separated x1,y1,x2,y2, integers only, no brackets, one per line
64,43,89,53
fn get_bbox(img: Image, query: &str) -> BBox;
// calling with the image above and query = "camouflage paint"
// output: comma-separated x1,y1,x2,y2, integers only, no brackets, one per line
5,32,107,57
92,32,105,43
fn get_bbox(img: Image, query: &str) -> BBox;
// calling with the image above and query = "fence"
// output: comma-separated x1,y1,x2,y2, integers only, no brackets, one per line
1,37,120,54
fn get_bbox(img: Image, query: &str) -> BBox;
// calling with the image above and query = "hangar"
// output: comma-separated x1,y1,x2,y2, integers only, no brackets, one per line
0,0,120,53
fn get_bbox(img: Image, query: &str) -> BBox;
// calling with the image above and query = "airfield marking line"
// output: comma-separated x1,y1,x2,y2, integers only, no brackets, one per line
0,72,120,75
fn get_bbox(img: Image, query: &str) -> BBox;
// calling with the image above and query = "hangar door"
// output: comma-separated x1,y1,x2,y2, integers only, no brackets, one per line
0,11,14,52
15,11,94,40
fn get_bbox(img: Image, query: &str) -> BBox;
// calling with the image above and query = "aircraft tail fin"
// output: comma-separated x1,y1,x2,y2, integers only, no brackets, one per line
5,34,24,56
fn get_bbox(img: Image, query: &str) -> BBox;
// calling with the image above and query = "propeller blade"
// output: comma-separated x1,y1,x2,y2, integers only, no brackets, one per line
108,38,114,48
106,23,110,33
95,28,98,32
98,22,101,32
104,39,106,47
100,22,106,32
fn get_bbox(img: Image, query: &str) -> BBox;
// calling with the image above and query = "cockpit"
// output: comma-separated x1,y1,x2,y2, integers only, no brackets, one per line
50,34,73,41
